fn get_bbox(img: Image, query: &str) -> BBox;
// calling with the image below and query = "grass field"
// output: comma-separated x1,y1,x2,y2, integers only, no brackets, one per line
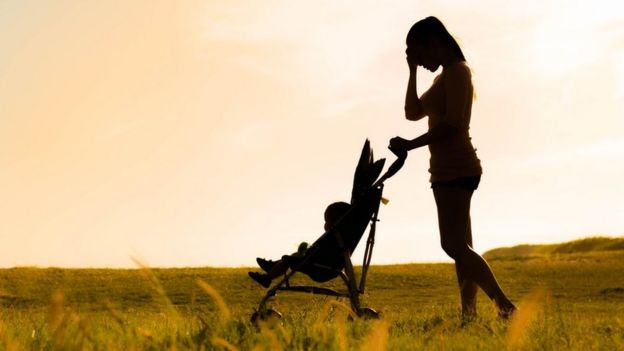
1,239,623,350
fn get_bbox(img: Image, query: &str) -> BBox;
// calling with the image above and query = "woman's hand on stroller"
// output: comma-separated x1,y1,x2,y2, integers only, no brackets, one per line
389,136,410,157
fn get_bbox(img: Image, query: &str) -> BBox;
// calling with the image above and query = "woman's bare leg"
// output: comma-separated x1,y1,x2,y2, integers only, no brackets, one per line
433,186,515,314
456,214,479,317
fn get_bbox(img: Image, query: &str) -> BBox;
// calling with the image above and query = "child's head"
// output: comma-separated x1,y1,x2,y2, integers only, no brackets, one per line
324,201,351,231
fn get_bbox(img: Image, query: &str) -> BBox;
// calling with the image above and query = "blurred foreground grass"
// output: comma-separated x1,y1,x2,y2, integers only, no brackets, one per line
0,249,623,350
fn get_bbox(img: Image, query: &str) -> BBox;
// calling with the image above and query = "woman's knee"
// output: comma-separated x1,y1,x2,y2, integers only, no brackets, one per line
441,238,469,260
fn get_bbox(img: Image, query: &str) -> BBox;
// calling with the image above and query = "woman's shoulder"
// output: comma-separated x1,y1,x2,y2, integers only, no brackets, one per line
443,61,472,84
444,61,471,75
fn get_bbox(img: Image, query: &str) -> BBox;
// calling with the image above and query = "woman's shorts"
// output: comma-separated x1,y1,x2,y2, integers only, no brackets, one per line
431,175,481,191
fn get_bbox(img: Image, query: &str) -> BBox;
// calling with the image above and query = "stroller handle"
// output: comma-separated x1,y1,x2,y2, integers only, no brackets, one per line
373,148,407,187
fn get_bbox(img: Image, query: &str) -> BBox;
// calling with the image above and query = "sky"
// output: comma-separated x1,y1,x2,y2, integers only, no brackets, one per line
1,0,623,268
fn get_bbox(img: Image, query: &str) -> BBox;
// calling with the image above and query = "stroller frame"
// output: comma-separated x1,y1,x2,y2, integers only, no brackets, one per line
251,140,406,322
254,184,384,320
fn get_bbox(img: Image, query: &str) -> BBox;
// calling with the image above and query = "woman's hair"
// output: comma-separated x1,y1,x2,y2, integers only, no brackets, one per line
406,16,466,61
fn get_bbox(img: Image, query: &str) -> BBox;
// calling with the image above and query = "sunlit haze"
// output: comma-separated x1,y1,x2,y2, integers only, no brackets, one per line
1,0,623,268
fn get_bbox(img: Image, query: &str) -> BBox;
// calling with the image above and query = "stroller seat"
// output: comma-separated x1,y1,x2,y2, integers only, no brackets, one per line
281,186,383,283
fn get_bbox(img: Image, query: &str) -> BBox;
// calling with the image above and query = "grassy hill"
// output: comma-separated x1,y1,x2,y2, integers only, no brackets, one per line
483,236,624,260
0,238,623,350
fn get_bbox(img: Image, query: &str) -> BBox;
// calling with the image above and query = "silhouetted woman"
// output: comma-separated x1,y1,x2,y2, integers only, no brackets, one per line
389,16,516,319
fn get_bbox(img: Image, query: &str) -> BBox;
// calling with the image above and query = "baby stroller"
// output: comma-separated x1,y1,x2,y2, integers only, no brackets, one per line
251,140,406,322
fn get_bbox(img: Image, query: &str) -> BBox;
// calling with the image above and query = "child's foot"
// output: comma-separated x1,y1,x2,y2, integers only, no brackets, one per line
256,258,277,273
248,272,272,288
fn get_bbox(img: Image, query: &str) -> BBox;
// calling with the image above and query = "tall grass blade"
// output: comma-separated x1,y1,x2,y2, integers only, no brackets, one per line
360,320,389,351
131,257,181,321
506,287,549,348
211,336,238,351
196,279,231,321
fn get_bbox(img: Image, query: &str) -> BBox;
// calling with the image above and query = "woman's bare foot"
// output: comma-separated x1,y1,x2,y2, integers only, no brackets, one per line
497,303,517,320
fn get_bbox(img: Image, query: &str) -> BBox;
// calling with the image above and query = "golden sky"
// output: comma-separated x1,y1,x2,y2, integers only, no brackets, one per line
1,0,623,267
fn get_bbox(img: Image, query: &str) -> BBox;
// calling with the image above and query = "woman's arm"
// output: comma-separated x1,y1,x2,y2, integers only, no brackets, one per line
404,62,426,121
389,123,458,152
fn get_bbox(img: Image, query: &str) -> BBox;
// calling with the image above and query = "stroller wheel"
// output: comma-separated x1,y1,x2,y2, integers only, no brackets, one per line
358,307,380,319
251,308,282,326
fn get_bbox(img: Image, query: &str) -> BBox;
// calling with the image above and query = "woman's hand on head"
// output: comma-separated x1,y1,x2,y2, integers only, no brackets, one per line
406,56,418,72
406,47,418,71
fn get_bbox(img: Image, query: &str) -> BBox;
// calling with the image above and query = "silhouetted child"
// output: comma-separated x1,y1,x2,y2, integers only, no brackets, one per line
248,201,351,288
